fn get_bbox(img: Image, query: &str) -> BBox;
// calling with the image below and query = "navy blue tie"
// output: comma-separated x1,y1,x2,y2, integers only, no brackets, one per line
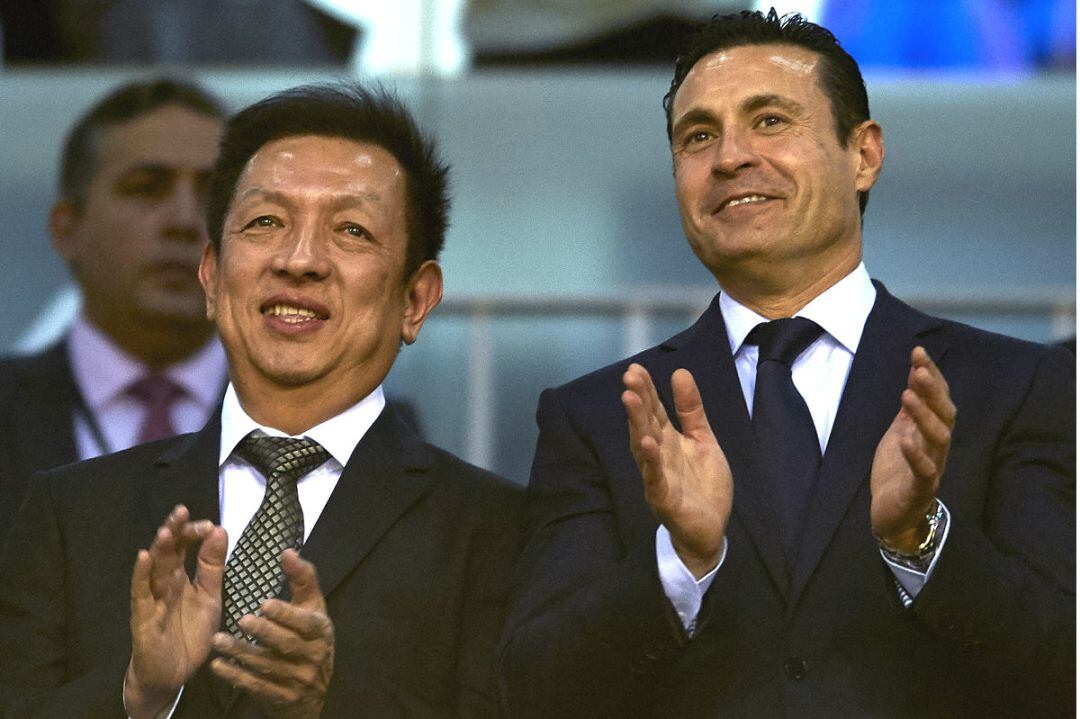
746,318,824,560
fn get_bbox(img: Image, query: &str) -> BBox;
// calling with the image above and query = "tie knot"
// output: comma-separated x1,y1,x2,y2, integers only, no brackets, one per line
747,317,824,367
128,374,185,407
235,430,331,484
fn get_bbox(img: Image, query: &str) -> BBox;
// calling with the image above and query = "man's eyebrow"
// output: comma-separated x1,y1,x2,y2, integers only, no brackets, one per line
671,94,806,137
742,93,805,115
671,108,717,138
235,187,383,207
116,163,175,177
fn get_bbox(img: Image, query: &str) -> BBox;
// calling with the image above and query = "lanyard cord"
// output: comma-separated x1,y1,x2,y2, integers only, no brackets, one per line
70,388,114,458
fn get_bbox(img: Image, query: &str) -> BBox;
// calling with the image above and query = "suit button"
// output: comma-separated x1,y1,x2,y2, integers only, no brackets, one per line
784,657,808,680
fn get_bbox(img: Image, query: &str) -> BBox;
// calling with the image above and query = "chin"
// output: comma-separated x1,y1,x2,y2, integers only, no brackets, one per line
258,364,326,388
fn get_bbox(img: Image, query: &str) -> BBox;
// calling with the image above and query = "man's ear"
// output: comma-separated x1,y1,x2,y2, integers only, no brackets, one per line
198,243,219,321
851,119,884,193
400,260,444,346
48,201,80,266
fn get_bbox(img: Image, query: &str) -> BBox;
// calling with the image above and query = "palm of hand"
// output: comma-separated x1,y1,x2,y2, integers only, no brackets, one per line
648,426,733,559
132,563,222,690
869,414,915,536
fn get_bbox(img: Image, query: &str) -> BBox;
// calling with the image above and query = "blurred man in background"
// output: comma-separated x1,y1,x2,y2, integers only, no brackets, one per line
0,78,229,545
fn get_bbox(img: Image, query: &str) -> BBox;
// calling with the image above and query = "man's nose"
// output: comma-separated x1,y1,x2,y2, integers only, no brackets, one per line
163,179,209,242
711,128,757,175
272,222,332,280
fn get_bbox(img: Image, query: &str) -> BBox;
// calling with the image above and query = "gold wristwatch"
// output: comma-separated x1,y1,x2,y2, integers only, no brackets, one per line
876,499,945,571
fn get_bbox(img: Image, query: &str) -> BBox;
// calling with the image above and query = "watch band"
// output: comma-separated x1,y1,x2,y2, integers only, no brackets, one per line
876,499,945,571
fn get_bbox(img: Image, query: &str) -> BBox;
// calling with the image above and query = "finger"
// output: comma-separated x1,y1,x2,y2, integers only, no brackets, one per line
194,526,228,596
621,383,649,439
901,389,952,452
260,599,333,643
175,519,216,545
908,348,956,426
281,551,328,614
624,364,667,431
671,369,714,440
622,391,662,485
235,611,326,663
900,429,942,483
130,549,155,618
163,504,189,536
213,633,285,678
210,656,293,705
146,525,185,599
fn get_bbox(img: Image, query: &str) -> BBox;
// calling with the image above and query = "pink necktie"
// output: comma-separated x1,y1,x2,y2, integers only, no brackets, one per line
128,374,185,444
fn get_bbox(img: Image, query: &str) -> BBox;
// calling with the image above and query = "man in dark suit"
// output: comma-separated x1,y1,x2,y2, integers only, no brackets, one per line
500,10,1074,718
0,84,521,718
0,78,229,546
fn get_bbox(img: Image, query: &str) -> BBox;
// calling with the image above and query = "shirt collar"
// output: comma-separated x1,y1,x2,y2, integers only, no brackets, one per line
719,263,876,355
68,314,227,410
218,383,387,468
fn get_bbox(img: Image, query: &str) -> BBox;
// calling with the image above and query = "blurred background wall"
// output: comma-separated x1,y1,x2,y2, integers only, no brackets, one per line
0,0,1074,484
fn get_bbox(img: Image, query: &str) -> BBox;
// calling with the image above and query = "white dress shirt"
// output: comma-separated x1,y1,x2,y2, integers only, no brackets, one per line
217,383,386,560
656,264,950,632
68,315,228,460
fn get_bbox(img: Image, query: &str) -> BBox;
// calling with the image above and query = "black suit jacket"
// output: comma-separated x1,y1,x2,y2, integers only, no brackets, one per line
0,343,83,545
0,405,522,718
500,283,1075,718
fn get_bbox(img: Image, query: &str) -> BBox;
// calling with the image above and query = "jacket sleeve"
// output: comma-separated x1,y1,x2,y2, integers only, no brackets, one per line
912,344,1075,714
0,474,128,718
498,388,691,719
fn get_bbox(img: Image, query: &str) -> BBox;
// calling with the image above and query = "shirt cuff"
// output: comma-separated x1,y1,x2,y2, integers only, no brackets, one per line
123,673,185,719
881,501,952,600
656,525,725,635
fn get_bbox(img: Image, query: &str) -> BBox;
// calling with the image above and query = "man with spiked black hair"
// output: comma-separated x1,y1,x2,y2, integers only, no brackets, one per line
501,9,1073,718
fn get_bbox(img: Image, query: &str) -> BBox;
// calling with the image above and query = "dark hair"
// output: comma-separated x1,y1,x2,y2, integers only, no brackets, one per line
59,77,226,211
663,9,872,214
206,83,450,277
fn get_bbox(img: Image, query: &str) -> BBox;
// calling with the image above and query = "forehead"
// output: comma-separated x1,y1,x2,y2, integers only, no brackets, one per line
233,135,406,208
96,104,223,174
672,43,827,116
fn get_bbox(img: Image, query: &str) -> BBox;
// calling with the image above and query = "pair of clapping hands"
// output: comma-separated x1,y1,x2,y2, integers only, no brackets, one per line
123,506,334,719
622,346,955,578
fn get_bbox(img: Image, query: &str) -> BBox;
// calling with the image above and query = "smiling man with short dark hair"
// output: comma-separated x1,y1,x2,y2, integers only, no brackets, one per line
0,83,521,719
500,10,1074,718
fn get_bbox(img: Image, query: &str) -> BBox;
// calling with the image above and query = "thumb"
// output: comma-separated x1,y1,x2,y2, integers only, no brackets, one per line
282,549,326,610
194,526,228,596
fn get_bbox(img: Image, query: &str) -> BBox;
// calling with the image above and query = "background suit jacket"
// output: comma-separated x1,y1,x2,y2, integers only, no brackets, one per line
0,342,83,546
500,283,1075,718
0,404,522,718
0,342,422,552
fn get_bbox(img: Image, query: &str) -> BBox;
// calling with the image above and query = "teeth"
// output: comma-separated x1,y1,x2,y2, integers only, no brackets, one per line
724,195,768,209
265,304,321,321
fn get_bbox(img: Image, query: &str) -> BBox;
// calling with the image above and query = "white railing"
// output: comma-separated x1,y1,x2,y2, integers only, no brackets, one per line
13,284,1075,469
435,287,1076,467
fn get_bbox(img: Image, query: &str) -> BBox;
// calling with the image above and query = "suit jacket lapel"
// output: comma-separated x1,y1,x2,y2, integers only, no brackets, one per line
299,406,436,599
646,299,790,596
141,415,223,570
790,283,945,602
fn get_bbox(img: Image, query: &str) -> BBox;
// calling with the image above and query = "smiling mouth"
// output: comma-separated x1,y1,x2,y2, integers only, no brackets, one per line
721,194,771,210
262,303,329,323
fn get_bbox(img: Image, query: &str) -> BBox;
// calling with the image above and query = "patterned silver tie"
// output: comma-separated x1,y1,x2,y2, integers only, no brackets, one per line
222,430,330,639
